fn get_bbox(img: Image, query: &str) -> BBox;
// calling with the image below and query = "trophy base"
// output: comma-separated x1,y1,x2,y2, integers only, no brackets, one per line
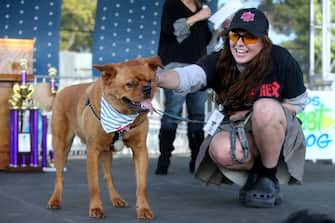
42,167,67,172
6,166,43,173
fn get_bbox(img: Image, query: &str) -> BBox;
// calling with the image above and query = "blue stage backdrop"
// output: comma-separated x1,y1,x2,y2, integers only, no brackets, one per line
0,0,61,75
92,0,217,76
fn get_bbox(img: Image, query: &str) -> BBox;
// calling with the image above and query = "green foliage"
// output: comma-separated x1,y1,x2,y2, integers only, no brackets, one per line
60,0,97,52
258,0,310,78
259,0,335,83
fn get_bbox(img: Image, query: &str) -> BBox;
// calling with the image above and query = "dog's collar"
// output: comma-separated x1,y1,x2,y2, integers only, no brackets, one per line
111,130,125,152
85,97,100,120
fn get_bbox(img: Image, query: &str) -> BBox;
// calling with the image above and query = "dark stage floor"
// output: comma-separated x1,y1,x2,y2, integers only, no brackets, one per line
0,155,334,223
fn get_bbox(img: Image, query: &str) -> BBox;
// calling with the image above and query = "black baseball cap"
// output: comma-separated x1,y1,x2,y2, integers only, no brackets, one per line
228,8,269,37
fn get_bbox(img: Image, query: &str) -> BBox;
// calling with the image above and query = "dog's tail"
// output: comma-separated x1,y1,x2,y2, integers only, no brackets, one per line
32,82,55,112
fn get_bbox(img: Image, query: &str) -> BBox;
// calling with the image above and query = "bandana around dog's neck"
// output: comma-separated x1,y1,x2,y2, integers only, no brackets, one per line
100,96,139,133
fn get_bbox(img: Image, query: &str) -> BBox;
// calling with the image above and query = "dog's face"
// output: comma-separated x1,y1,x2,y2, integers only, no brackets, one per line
94,56,162,114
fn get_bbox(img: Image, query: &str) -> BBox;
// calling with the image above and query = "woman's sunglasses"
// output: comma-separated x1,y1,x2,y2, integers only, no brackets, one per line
228,31,259,44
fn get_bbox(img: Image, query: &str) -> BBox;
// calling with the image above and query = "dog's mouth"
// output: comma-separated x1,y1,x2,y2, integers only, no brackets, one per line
122,97,154,113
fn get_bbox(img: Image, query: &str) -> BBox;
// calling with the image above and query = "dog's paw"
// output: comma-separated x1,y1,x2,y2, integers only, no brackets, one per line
111,197,128,207
47,200,61,209
89,207,105,218
137,208,154,220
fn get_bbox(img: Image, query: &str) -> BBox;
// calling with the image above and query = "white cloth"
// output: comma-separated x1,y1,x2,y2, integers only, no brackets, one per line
173,64,207,95
173,18,191,43
100,96,138,133
209,0,243,30
285,91,308,114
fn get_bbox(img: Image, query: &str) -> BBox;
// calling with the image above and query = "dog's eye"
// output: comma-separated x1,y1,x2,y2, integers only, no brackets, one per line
126,82,135,88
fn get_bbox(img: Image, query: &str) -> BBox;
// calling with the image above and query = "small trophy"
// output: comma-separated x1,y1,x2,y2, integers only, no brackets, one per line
41,67,58,172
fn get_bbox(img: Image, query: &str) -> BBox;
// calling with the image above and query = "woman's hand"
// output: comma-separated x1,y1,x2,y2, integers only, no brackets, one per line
196,7,211,21
156,70,180,90
186,7,211,27
282,102,296,115
229,110,250,122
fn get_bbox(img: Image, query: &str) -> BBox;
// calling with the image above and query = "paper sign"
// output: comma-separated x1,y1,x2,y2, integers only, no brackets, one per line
203,109,225,136
297,90,335,160
19,133,31,153
209,0,243,30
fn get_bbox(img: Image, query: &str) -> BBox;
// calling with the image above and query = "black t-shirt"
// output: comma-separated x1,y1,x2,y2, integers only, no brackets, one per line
158,0,212,65
197,45,306,102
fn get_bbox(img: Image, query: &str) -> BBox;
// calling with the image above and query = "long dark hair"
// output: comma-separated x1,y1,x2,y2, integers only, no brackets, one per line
214,35,273,113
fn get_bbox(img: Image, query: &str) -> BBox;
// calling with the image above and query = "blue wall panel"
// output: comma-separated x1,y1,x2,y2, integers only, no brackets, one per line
0,0,62,75
92,0,217,76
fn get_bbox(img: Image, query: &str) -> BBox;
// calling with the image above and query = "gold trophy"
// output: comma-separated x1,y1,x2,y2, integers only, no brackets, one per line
9,58,34,110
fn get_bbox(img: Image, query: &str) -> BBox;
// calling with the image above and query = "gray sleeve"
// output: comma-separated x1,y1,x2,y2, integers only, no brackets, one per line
284,90,308,114
173,64,207,95
173,18,191,43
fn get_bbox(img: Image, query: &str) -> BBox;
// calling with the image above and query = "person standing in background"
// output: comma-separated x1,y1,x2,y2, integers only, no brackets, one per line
155,0,212,175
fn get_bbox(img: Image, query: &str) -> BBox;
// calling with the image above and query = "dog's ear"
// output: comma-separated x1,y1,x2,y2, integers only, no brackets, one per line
144,56,164,71
93,64,117,82
93,64,105,72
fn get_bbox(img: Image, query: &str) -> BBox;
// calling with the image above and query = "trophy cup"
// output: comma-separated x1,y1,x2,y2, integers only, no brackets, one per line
8,58,40,171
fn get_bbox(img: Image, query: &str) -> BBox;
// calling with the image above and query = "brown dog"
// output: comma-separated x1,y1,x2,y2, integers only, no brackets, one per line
34,57,162,219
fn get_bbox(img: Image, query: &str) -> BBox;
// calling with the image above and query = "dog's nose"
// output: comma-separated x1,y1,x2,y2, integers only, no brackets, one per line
142,85,152,98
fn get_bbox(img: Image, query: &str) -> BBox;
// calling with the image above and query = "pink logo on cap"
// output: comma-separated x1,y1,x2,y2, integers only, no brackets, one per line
240,11,255,22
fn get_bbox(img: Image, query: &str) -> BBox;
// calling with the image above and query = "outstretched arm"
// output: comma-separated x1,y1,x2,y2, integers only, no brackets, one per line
157,65,207,95
157,70,180,90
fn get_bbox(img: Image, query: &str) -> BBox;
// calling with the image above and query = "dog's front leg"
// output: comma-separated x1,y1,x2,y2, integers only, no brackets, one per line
132,146,154,219
86,146,104,218
101,151,128,207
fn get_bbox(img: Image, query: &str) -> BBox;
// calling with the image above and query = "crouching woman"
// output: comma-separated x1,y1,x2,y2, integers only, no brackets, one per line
156,7,307,208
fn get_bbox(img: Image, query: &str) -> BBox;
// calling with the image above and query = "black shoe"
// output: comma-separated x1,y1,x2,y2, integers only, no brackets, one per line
189,159,195,173
239,173,258,204
244,176,283,208
155,156,170,175
188,131,203,174
155,167,168,175
156,129,175,175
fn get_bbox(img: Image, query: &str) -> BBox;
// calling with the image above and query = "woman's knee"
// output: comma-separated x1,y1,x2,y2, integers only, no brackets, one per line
209,132,255,170
253,99,285,126
208,134,232,167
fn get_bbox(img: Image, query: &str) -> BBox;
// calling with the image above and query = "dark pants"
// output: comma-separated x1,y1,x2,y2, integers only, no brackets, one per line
156,88,207,174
